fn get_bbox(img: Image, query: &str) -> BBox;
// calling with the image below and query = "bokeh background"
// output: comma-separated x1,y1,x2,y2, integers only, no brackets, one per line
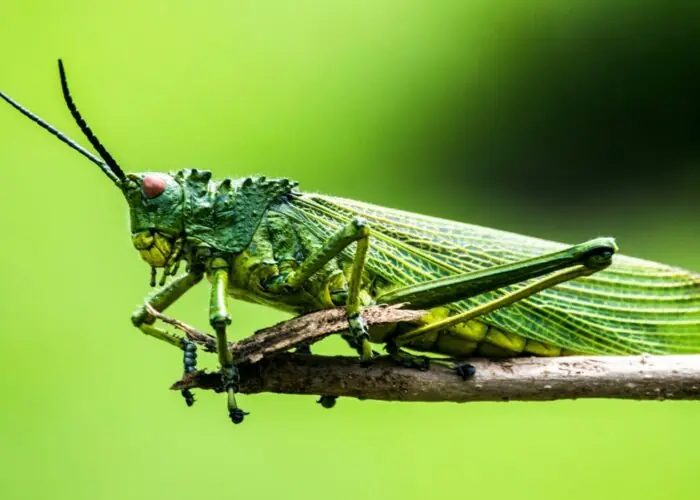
1,1,699,499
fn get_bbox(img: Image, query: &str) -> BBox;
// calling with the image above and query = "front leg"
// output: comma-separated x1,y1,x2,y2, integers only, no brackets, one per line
209,258,247,424
131,271,204,405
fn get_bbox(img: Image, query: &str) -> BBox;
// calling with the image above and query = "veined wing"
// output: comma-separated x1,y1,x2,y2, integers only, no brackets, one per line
286,193,700,355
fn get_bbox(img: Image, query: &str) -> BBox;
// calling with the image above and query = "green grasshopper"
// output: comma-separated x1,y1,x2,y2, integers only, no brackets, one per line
2,61,699,424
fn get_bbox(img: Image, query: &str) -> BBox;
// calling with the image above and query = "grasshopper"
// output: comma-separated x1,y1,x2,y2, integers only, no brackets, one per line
2,61,699,423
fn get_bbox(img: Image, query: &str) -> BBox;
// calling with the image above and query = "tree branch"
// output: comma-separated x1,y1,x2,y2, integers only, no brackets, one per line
168,305,700,402
173,353,700,402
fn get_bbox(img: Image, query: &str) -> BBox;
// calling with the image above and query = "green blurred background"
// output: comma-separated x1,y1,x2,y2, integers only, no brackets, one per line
1,1,699,499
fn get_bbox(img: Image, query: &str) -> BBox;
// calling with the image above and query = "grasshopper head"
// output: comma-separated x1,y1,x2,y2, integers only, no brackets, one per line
0,60,187,279
122,173,185,269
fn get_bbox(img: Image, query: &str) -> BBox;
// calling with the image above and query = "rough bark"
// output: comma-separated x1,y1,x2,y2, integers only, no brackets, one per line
169,306,700,402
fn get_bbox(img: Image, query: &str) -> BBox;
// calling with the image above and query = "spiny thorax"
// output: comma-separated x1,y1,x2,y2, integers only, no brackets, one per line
174,168,299,255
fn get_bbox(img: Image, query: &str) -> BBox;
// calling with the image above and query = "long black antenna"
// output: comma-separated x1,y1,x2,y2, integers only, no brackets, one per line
0,87,121,184
57,59,126,182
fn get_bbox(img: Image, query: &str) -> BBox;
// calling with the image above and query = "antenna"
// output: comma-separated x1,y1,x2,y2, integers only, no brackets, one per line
0,87,121,183
57,59,126,181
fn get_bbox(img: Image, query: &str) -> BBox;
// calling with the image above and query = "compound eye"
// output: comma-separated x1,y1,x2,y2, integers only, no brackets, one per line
142,175,166,198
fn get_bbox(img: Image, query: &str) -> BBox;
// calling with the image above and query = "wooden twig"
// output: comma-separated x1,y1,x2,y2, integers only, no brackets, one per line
167,305,700,402
173,353,700,402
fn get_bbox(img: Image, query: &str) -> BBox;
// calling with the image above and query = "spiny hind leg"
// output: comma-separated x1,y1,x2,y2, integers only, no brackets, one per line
387,263,611,380
131,271,204,406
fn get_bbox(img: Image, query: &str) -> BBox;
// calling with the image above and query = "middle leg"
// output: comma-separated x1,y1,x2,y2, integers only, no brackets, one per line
266,217,374,361
209,257,247,424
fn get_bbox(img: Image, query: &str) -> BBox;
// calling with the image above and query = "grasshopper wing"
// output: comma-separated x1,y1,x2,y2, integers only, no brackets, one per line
286,194,700,355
